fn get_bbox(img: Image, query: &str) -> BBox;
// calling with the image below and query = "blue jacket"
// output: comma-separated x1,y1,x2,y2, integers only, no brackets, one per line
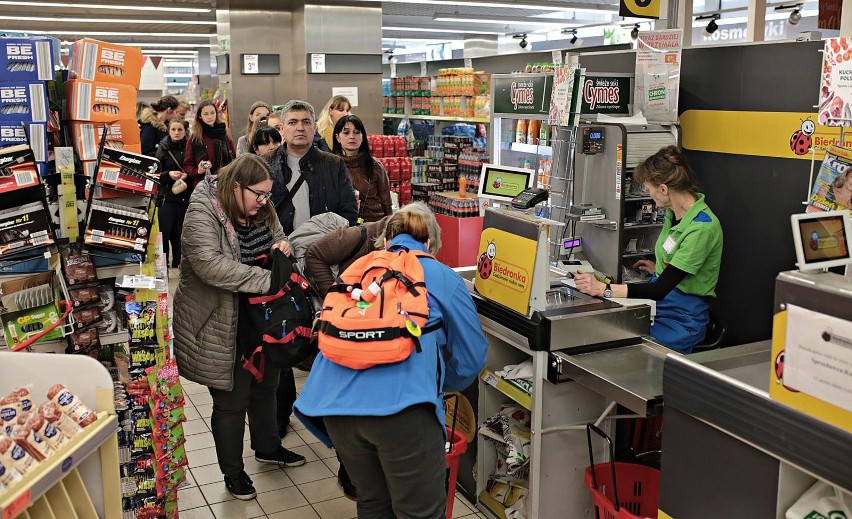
294,234,487,435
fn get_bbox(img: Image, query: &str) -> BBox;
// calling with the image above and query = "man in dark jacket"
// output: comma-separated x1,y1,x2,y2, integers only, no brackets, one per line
267,99,357,234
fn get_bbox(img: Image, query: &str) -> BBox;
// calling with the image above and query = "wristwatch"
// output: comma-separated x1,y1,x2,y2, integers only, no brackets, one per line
603,283,612,298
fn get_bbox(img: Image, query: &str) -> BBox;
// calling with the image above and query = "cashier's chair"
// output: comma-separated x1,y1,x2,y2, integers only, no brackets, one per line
691,309,726,352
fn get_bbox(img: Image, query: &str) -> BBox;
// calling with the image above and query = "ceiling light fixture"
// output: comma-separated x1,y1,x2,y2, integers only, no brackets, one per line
433,13,582,26
570,30,578,44
383,26,504,35
59,41,207,48
695,13,721,34
351,0,617,13
630,23,640,39
8,30,212,38
0,15,215,25
512,33,529,49
0,1,210,12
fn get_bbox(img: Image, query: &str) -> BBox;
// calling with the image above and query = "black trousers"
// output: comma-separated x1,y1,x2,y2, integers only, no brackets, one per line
209,360,281,477
158,200,187,267
276,367,296,428
325,404,447,519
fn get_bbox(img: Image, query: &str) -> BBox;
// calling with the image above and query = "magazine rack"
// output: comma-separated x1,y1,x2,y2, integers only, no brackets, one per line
0,352,120,519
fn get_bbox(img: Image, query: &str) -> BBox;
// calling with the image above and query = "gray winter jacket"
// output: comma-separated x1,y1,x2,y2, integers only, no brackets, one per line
173,177,287,391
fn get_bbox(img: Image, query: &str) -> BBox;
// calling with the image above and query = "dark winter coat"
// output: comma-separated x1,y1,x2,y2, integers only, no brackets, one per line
139,108,168,157
155,135,191,204
341,153,393,223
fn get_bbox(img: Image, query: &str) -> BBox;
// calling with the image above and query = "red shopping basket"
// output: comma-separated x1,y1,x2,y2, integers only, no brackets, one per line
585,424,659,519
445,426,468,519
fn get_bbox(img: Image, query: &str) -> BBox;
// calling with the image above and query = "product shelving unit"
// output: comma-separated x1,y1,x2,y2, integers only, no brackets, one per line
383,113,490,124
0,352,120,519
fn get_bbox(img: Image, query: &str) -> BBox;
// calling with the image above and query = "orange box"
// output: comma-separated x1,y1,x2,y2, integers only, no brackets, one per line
70,120,141,161
69,38,143,89
66,80,137,123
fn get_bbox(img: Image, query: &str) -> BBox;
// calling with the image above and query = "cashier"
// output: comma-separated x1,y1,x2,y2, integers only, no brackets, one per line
575,145,723,353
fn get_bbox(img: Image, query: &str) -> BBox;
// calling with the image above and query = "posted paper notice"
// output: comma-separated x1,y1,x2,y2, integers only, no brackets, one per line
785,304,852,412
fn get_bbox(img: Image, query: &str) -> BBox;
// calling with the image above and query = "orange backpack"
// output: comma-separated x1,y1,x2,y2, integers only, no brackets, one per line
317,248,442,370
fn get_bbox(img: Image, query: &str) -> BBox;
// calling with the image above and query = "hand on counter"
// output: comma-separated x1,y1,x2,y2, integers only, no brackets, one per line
574,271,605,297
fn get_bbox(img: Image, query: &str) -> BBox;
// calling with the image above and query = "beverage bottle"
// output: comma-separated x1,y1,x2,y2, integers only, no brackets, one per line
540,122,550,146
459,174,467,198
515,119,527,144
528,119,541,145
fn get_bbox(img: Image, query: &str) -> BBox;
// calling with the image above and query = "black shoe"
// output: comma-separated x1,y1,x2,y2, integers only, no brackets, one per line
224,471,256,500
337,465,357,501
255,447,306,468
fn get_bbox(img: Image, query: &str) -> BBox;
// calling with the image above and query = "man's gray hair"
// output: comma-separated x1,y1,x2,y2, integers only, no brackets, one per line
281,99,316,121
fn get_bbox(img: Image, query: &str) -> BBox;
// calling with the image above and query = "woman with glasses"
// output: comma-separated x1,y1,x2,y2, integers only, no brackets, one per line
173,154,306,502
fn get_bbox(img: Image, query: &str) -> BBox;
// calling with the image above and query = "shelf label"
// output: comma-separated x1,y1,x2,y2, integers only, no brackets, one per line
464,58,473,68
310,53,325,74
3,489,31,519
243,54,259,74
420,61,427,76
483,371,500,387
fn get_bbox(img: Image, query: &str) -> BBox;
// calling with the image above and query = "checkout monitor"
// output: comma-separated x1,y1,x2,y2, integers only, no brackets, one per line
791,209,852,271
477,163,535,203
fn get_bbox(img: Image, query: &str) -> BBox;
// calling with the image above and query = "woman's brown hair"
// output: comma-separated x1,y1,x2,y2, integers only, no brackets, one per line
381,202,441,254
634,145,701,195
216,154,278,230
190,100,232,146
242,101,271,144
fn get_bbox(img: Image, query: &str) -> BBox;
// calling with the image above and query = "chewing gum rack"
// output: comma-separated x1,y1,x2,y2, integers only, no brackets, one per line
69,38,143,89
66,80,137,123
70,120,141,162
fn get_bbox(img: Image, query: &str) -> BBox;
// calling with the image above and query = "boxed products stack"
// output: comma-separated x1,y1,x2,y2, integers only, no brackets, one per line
458,149,489,194
0,145,55,259
67,38,142,182
0,36,59,176
369,135,412,205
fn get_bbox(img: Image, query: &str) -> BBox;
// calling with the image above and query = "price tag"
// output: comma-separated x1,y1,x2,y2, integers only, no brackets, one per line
464,58,473,68
483,371,500,387
3,489,32,519
310,53,326,73
420,61,427,76
390,62,397,78
243,54,259,74
144,179,154,193
117,275,157,289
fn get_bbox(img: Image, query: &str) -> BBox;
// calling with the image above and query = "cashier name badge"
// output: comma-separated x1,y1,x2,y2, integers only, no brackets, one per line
662,235,676,254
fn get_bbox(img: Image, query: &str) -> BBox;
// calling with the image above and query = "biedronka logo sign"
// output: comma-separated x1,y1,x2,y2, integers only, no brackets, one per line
475,227,537,315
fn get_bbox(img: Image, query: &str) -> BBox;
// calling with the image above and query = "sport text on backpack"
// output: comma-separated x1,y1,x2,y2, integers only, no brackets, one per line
241,249,317,382
317,247,442,370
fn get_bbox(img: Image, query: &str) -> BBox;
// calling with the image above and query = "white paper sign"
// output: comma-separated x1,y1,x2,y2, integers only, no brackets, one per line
552,50,563,65
390,62,397,78
332,87,359,107
464,58,473,68
243,54,259,74
785,304,852,412
310,53,326,74
420,61,428,76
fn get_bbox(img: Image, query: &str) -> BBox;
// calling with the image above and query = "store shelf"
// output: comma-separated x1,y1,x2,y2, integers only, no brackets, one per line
478,491,508,519
480,369,532,411
509,142,552,156
383,113,490,123
623,222,664,229
622,250,655,259
624,195,653,202
0,412,118,518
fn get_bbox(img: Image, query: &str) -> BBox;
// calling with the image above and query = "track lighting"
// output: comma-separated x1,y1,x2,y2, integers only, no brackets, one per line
695,13,721,36
773,3,803,25
513,33,528,49
630,24,639,39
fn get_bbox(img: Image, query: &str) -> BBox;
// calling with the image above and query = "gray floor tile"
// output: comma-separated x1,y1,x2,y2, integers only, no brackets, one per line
197,403,214,418
243,453,283,475
186,431,216,452
178,486,207,511
251,468,295,493
288,444,320,463
295,428,322,445
284,460,334,485
266,505,320,519
189,391,214,406
183,383,209,396
198,481,235,505
298,477,344,504
312,497,356,519
184,418,210,436
191,464,224,486
307,442,336,460
184,406,201,421
186,446,220,468
209,498,266,519
176,505,216,519
256,486,309,514
181,469,198,488
281,431,306,449
321,457,340,475
451,495,474,518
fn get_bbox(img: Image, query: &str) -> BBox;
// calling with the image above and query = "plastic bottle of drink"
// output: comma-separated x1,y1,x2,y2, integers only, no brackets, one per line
515,119,527,144
459,174,467,198
540,122,550,147
528,119,541,145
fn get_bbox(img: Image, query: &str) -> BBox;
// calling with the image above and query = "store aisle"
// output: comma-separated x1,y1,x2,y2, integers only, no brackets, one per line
176,369,488,519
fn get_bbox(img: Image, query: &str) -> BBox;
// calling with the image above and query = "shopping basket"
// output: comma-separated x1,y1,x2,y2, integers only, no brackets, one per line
444,393,468,519
585,423,660,519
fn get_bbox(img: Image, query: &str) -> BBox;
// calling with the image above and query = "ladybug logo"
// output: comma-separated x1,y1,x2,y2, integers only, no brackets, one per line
492,177,503,189
790,118,815,156
773,350,800,393
477,241,497,280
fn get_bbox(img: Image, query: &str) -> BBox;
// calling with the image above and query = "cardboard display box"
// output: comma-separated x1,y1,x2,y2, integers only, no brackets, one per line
70,120,141,161
69,38,143,89
0,144,40,192
0,121,47,162
66,79,137,123
85,201,151,252
0,271,64,345
0,201,54,256
91,160,158,196
0,80,48,123
0,38,56,81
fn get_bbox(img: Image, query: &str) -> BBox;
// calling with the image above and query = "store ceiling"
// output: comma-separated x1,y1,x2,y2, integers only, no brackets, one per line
0,0,620,56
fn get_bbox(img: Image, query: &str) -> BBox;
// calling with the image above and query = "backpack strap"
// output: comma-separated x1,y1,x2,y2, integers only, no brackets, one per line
242,346,266,383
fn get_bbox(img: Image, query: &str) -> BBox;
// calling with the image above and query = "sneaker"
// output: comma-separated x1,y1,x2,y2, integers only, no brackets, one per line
224,471,256,500
337,465,357,501
255,447,306,468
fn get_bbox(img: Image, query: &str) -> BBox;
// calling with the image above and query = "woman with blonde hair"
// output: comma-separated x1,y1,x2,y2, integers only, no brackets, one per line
236,101,271,156
295,202,487,518
316,95,351,150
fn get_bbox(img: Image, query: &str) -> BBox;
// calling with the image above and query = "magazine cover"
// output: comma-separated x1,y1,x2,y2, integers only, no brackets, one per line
818,37,852,127
548,65,580,127
807,145,852,212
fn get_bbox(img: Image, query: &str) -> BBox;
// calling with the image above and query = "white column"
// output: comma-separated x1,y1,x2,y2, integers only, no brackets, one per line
841,0,852,37
679,0,694,48
746,0,767,42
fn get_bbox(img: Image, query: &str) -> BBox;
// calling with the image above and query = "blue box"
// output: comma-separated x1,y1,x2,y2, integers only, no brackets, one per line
0,81,48,123
0,38,56,81
0,122,47,162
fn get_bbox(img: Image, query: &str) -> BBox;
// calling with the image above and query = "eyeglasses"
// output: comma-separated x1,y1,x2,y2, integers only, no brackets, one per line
243,185,273,203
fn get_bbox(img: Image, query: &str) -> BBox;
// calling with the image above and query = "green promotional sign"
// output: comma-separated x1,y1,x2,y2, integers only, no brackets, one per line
493,75,553,116
580,75,631,114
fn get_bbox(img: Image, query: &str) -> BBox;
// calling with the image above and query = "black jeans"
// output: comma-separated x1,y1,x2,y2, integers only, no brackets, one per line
276,368,296,428
325,404,447,519
158,201,187,267
209,360,281,477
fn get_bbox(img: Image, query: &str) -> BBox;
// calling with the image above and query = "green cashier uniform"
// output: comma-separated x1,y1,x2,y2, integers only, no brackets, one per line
651,193,723,352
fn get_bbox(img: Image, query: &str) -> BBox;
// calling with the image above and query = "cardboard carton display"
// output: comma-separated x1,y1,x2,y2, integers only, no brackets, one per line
69,38,143,89
0,38,56,81
66,79,137,123
70,120,141,161
0,80,48,123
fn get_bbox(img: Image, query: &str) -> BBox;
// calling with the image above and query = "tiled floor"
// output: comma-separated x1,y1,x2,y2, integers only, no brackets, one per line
177,369,488,519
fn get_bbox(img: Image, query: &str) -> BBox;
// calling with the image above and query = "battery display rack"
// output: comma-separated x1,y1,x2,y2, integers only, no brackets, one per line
84,200,151,253
0,144,55,259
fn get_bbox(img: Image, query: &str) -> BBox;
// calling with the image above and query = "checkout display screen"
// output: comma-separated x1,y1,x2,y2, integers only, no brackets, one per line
480,167,532,199
797,215,850,264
